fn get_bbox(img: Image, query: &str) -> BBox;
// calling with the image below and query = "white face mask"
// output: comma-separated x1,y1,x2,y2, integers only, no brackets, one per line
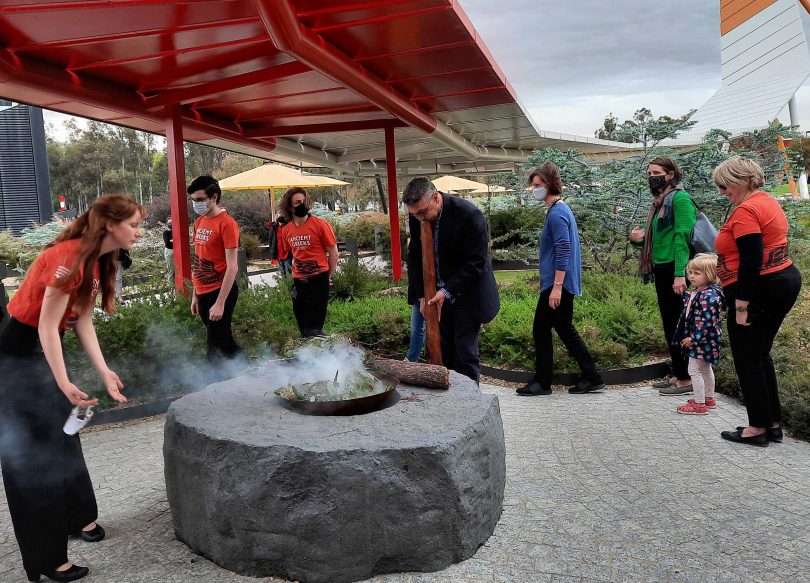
531,187,548,200
192,200,210,215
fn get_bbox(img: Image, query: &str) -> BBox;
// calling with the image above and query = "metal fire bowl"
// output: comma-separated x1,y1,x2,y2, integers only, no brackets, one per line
278,372,400,416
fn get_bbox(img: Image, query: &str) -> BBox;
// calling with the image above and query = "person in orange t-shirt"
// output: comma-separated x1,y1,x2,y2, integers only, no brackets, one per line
188,175,243,363
712,157,801,447
0,195,141,582
279,187,338,337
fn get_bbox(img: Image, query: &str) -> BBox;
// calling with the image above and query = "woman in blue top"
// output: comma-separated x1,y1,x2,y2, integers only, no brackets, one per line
517,163,605,396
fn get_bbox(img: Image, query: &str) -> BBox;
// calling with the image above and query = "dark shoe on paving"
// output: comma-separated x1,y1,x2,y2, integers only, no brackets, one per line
568,379,605,394
76,524,105,543
652,378,674,389
29,564,90,582
721,428,769,447
659,384,692,395
737,426,783,443
516,381,552,396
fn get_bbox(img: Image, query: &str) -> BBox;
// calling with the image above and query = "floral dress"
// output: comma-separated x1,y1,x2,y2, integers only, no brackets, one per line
672,284,725,364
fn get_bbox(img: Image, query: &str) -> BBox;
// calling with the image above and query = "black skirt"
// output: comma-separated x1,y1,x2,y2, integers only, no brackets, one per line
0,318,97,579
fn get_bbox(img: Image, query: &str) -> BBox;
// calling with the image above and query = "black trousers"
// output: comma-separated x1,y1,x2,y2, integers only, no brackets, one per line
197,285,242,362
653,262,690,381
725,264,802,428
439,301,483,384
292,271,330,338
0,319,97,579
533,288,602,387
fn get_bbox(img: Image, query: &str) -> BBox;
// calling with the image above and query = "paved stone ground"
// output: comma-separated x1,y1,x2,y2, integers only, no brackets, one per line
2,384,809,583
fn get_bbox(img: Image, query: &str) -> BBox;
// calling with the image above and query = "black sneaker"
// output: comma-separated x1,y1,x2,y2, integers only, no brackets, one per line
568,379,606,394
516,381,552,396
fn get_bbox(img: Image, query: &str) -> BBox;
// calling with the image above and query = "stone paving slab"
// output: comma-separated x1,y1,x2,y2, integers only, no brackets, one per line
2,385,809,582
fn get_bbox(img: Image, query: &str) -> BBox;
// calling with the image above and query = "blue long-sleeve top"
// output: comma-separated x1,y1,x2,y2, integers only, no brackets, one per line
539,201,582,296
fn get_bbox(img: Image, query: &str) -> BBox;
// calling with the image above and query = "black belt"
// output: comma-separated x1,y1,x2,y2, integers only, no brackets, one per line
295,271,328,284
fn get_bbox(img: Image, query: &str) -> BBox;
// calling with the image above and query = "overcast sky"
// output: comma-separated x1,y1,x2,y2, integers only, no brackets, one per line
43,0,810,141
460,0,810,136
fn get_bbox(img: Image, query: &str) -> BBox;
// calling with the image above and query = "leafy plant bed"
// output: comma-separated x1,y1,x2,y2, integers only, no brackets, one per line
64,258,809,441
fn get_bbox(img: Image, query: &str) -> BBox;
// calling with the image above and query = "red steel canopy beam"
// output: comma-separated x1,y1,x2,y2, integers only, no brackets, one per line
251,0,521,162
0,48,278,154
6,17,262,52
144,61,310,110
244,118,405,138
165,104,191,293
0,0,191,13
310,5,450,33
384,125,402,281
296,0,417,18
68,35,268,72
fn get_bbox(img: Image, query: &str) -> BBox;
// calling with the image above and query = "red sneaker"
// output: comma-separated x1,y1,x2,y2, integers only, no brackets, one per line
677,401,709,415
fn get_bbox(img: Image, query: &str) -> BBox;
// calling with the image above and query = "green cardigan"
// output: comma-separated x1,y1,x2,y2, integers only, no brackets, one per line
651,189,696,276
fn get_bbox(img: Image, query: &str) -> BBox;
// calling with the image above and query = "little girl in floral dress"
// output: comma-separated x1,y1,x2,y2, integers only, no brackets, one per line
672,253,725,415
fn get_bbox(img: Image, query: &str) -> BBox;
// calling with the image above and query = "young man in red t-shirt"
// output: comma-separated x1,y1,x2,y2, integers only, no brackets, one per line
279,187,338,337
188,175,243,361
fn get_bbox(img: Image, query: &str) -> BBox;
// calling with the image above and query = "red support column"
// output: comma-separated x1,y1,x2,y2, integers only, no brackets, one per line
384,125,402,281
165,104,191,293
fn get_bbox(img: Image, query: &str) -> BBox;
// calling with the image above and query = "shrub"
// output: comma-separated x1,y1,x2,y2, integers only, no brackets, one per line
0,230,28,270
240,232,262,259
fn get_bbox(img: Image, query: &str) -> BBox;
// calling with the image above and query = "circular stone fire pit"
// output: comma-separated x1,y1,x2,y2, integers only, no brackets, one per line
163,371,506,583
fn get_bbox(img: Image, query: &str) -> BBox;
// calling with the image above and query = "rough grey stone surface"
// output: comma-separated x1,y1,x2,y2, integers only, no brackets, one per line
163,372,506,583
2,384,810,582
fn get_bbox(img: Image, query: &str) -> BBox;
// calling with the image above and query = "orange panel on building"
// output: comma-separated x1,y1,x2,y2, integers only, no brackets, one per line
721,0,780,35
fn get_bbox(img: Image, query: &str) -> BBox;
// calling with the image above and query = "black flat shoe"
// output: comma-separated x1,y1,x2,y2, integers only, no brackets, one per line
30,564,89,582
568,379,606,394
721,428,769,447
75,523,105,542
516,381,552,396
737,426,783,443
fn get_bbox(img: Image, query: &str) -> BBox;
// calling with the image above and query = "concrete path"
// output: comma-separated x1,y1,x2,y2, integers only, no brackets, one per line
2,385,809,582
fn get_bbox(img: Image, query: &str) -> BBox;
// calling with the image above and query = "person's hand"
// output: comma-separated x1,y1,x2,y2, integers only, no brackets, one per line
681,337,693,348
672,276,687,295
735,302,751,327
60,382,98,408
209,301,225,321
629,227,645,243
190,295,199,316
100,369,127,403
427,290,446,321
549,286,562,309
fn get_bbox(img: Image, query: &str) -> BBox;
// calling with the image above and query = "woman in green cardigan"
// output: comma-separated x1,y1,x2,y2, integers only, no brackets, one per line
630,156,696,395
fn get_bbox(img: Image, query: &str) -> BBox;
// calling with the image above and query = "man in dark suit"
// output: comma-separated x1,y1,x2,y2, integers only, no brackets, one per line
403,176,500,383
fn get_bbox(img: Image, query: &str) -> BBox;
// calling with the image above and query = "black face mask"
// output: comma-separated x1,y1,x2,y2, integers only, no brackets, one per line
276,217,287,225
292,203,309,218
648,175,668,195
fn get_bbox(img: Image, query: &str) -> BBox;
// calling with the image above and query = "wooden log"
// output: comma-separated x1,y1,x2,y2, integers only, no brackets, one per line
373,357,450,390
420,221,443,365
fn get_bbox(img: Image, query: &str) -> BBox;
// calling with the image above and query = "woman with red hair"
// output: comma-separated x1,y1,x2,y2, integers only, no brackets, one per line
0,194,142,582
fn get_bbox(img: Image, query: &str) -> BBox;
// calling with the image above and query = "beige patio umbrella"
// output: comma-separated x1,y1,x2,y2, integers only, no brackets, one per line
431,175,488,193
219,163,348,215
470,184,509,194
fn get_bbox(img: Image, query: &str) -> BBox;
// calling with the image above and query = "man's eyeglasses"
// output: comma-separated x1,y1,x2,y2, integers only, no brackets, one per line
410,194,437,219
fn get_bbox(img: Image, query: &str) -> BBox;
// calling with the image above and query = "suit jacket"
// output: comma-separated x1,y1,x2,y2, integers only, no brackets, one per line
407,193,500,324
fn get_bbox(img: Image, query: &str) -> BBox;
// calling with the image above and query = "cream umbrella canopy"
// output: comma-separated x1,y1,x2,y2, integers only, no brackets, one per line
470,184,509,194
219,163,348,216
431,175,488,193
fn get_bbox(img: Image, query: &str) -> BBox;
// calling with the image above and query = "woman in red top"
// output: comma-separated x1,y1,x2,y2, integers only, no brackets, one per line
712,157,802,447
0,195,142,582
279,187,338,337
